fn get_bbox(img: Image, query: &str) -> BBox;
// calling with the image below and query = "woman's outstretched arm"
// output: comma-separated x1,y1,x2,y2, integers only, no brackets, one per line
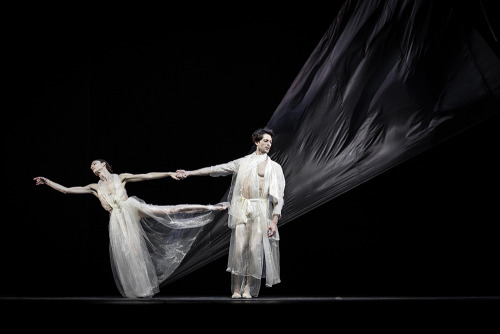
33,176,96,195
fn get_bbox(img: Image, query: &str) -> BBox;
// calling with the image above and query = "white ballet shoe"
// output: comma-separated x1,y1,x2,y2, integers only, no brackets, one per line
242,292,252,299
211,202,230,211
231,292,242,298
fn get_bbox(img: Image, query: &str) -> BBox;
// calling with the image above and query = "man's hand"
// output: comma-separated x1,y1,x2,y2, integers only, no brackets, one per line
176,170,188,180
267,222,277,237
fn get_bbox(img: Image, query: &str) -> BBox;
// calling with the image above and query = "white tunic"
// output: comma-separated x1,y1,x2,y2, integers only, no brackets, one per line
210,153,285,296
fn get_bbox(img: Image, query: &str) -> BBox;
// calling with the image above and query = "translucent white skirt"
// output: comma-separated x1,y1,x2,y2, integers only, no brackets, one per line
108,196,223,298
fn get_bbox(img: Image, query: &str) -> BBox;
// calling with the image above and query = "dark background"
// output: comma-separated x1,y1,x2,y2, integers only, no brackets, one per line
5,2,500,299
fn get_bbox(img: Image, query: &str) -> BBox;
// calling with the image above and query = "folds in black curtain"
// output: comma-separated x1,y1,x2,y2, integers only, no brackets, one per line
163,0,500,286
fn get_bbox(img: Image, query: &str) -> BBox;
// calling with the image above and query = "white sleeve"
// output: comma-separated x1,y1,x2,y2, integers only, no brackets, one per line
209,159,239,177
271,163,286,218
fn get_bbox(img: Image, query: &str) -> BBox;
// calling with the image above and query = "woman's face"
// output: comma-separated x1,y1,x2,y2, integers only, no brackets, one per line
90,160,106,175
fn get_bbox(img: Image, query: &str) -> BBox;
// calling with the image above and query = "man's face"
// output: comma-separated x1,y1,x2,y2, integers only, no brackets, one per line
255,134,273,154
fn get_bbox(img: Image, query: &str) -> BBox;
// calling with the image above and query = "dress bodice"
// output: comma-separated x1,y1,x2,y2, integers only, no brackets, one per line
97,174,129,212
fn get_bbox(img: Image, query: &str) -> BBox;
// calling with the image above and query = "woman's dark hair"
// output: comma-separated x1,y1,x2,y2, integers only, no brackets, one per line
252,128,274,143
95,159,113,173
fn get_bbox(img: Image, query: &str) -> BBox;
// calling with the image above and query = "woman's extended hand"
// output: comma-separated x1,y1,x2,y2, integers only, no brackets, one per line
33,176,49,186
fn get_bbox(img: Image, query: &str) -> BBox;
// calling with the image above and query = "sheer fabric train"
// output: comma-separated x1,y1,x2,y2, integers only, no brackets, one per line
98,174,225,298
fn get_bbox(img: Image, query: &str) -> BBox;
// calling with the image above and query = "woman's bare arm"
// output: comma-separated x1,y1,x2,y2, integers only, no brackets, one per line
33,176,96,195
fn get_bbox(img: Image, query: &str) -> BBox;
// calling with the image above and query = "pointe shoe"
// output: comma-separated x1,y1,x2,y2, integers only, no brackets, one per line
219,202,230,210
212,202,230,211
231,292,242,299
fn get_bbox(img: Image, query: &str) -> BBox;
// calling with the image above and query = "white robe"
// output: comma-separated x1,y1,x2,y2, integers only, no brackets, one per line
210,153,285,296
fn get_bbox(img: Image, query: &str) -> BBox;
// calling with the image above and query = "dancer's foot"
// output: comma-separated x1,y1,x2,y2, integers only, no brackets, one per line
211,202,230,211
242,286,252,299
231,292,242,299
242,292,252,299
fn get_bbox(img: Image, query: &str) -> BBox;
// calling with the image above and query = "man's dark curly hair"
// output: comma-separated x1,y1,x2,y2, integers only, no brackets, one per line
252,128,274,143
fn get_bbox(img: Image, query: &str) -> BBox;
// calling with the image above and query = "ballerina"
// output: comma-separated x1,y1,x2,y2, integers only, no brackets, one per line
34,159,228,298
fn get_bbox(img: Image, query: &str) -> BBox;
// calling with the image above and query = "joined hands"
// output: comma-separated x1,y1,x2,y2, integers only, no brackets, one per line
175,170,188,180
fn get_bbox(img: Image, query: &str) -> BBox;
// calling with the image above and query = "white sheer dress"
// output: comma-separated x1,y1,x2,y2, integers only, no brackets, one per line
97,174,226,298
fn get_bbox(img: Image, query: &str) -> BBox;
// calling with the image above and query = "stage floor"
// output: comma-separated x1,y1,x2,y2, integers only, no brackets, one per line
3,295,498,329
2,295,499,304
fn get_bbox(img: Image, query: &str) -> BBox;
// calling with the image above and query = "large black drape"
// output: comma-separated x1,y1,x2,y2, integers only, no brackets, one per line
163,0,500,285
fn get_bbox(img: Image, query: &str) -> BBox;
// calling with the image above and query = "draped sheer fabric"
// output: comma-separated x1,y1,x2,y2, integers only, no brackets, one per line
217,153,285,228
98,174,227,298
209,153,285,296
161,0,500,287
